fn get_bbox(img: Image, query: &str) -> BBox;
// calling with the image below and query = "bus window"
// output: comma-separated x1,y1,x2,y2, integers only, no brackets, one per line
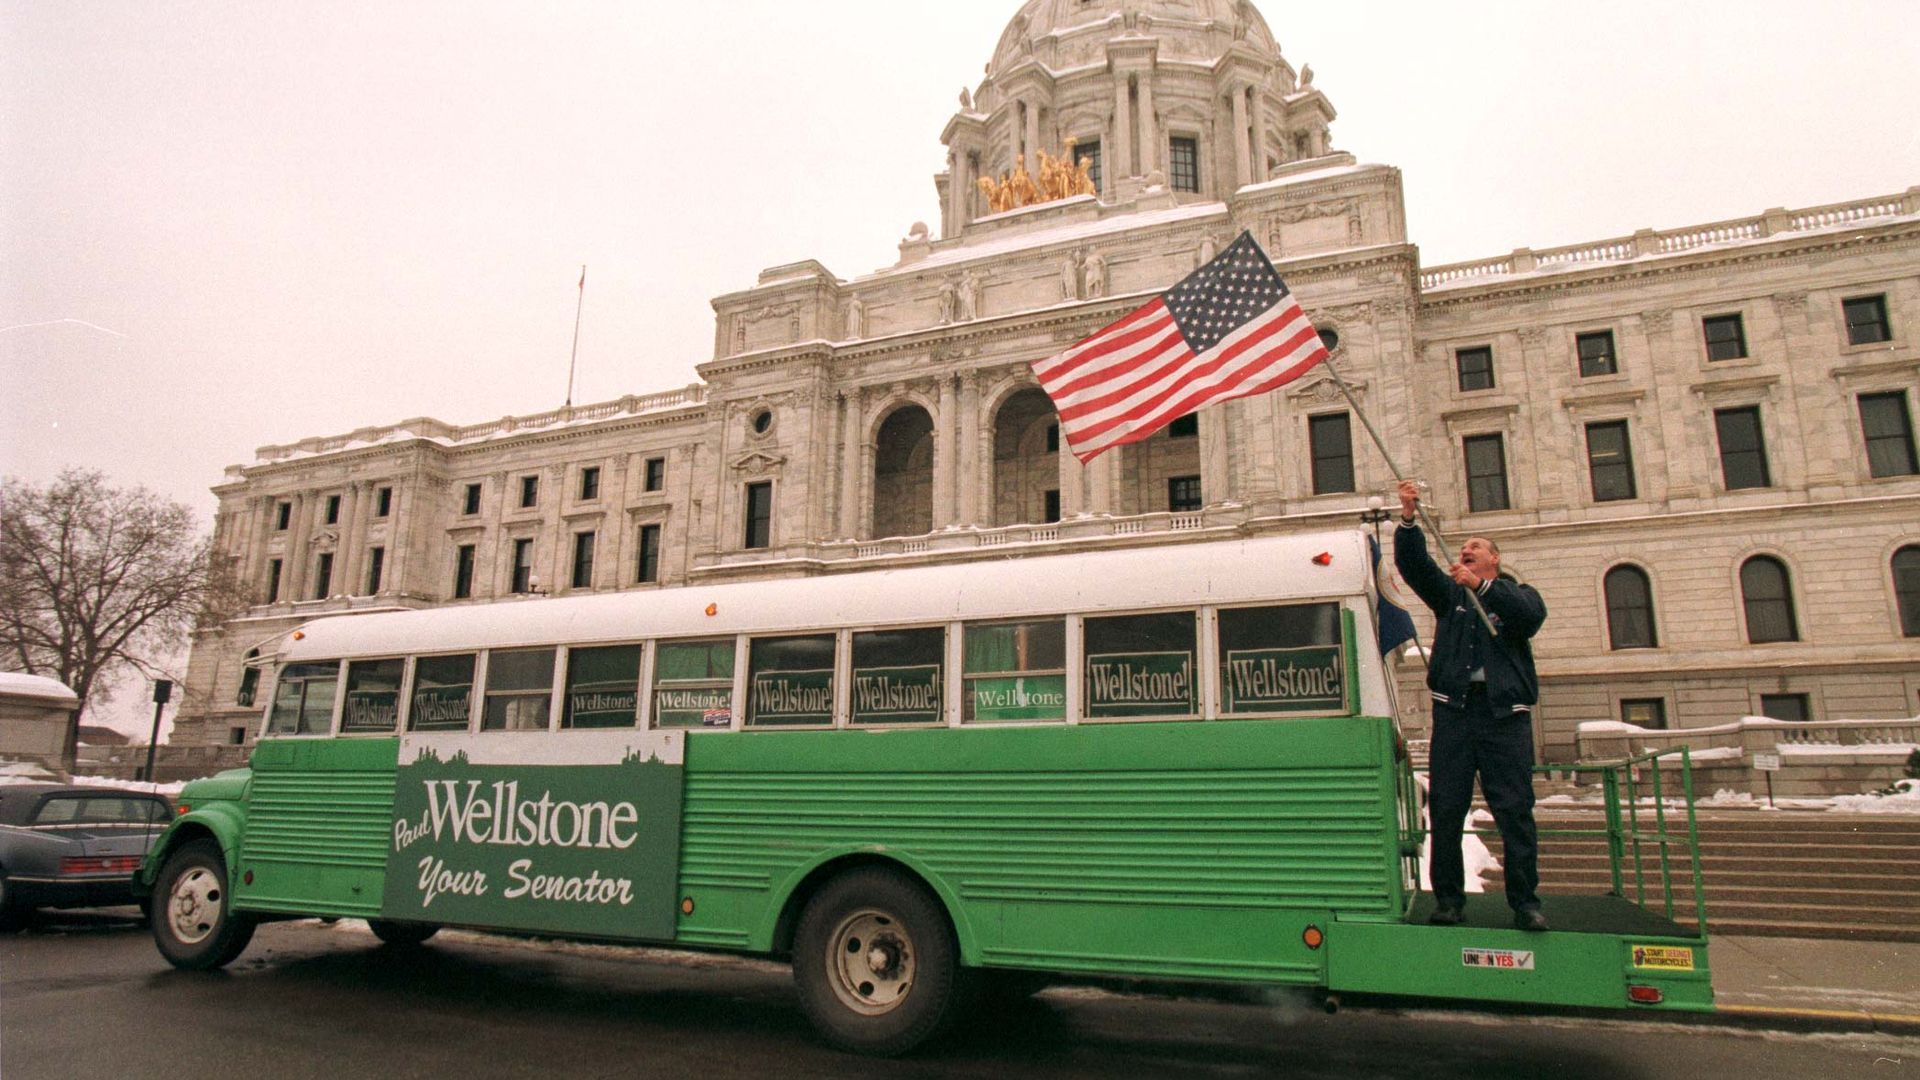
267,662,339,735
1217,603,1347,716
747,634,835,728
410,654,475,731
1083,612,1197,720
562,645,641,729
482,649,556,731
851,627,945,726
652,639,735,729
341,658,403,733
962,620,1066,724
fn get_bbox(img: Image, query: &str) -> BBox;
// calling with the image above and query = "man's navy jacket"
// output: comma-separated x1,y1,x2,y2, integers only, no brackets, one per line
1394,521,1548,719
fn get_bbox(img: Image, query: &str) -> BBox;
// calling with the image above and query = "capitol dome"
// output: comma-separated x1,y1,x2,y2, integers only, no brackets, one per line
937,0,1333,240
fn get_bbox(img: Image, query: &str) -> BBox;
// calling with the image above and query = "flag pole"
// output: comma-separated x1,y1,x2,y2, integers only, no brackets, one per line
1319,358,1500,637
564,265,586,408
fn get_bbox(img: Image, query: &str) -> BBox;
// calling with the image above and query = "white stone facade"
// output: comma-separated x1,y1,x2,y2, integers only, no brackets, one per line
168,1,1920,763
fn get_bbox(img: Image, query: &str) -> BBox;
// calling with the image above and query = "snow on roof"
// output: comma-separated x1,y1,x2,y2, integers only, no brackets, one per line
279,531,1374,662
0,673,79,705
861,201,1230,280
1233,160,1374,199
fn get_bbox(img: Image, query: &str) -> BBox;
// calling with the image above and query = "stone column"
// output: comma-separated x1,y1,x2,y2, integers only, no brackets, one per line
1203,409,1232,506
1249,89,1269,182
1137,76,1158,178
839,387,865,539
1230,86,1252,190
246,496,274,598
335,483,362,598
284,493,311,600
1112,78,1133,181
1057,442,1085,518
958,373,982,526
1024,101,1042,176
934,376,958,529
1087,452,1114,514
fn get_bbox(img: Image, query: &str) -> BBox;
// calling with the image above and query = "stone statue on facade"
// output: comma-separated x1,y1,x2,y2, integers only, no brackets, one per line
1061,255,1081,301
844,295,866,340
959,87,973,111
1196,232,1219,269
956,271,982,322
937,280,958,325
1082,250,1108,299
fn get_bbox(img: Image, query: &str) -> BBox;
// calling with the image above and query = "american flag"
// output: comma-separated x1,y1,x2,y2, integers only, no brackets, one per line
1033,231,1329,462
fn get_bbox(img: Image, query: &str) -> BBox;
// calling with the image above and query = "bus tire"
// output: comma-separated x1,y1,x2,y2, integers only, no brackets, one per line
792,867,962,1056
151,839,255,970
368,919,440,946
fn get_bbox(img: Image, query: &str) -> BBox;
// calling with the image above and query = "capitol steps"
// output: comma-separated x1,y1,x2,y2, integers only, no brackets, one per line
1478,811,1920,942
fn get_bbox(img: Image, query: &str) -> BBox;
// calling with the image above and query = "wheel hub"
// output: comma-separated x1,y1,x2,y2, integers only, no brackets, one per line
827,910,916,1016
168,866,222,945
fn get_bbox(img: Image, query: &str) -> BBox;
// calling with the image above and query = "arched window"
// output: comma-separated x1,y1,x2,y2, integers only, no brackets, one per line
1895,546,1920,638
1604,566,1657,649
1740,556,1799,644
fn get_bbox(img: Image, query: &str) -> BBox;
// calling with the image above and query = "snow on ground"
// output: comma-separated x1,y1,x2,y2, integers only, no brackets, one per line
0,760,62,785
1539,782,1920,814
1413,772,1496,892
0,758,193,795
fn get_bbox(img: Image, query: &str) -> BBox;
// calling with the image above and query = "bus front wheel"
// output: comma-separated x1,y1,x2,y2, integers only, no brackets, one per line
151,839,256,970
792,867,963,1056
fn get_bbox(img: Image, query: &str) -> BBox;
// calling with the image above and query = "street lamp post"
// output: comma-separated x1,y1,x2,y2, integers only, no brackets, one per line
143,679,172,784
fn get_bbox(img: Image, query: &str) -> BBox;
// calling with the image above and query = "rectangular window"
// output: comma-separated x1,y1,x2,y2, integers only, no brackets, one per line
482,648,555,731
228,727,248,746
963,620,1066,724
266,661,338,735
1217,603,1346,716
1859,392,1919,478
1309,413,1355,495
1168,414,1199,438
453,544,476,599
579,467,600,501
653,639,735,729
341,658,403,734
1169,136,1200,193
562,645,640,729
747,634,835,727
1621,698,1667,730
519,475,540,509
637,523,662,584
1759,693,1810,723
644,457,666,492
1083,611,1197,719
1168,475,1202,512
1714,406,1772,490
1463,434,1510,512
275,501,291,530
1576,331,1618,378
410,654,475,732
312,552,333,600
511,538,535,594
376,486,392,517
463,483,482,516
1585,420,1637,502
571,531,596,589
1046,424,1060,452
324,494,341,525
365,546,384,595
1843,294,1891,346
1043,490,1061,523
266,559,283,603
851,627,945,726
1703,313,1747,361
744,482,773,549
1456,346,1495,392
1074,138,1101,193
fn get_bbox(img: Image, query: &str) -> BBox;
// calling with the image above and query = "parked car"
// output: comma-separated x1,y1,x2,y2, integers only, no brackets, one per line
0,784,173,927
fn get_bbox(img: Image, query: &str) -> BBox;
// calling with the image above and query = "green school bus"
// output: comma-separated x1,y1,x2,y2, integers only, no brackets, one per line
139,531,1711,1053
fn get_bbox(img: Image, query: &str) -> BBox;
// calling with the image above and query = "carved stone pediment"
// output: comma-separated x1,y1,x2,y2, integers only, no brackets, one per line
1273,198,1356,224
1286,374,1365,405
308,528,340,548
729,451,788,476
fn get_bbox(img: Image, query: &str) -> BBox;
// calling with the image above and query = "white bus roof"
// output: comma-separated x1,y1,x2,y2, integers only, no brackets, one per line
275,531,1376,663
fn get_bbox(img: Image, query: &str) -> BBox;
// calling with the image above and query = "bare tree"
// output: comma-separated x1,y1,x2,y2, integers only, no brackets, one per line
0,470,243,769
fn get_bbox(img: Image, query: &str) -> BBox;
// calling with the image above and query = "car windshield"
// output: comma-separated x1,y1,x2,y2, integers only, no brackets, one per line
32,795,170,825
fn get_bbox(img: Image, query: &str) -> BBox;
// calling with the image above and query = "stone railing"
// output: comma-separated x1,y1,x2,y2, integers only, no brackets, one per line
1419,187,1920,291
1577,715,1920,760
256,384,708,464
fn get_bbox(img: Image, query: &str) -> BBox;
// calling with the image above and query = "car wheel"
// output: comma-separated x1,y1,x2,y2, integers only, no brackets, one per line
151,839,255,970
367,919,440,946
792,867,963,1056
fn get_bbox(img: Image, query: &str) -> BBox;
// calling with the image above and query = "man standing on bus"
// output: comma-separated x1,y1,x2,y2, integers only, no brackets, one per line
1395,480,1550,931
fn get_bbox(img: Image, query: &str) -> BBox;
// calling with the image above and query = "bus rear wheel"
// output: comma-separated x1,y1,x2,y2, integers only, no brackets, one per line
151,839,255,970
368,919,440,946
792,867,962,1056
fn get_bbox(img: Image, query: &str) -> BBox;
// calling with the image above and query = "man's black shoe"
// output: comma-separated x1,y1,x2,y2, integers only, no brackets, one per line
1515,908,1549,932
1428,906,1464,926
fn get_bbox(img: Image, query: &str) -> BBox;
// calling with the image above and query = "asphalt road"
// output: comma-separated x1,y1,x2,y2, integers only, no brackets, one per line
2,911,1916,1079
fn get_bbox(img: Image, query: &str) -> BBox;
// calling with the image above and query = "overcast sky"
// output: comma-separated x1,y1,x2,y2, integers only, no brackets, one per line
4,1,1918,736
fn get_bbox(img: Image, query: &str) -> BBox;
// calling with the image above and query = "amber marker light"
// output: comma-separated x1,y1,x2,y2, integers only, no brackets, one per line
704,603,718,617
1627,985,1664,1005
174,804,190,815
292,630,305,640
681,897,696,915
1302,925,1324,950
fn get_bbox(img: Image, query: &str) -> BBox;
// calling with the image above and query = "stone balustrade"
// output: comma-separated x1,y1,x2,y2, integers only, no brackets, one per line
1575,715,1919,797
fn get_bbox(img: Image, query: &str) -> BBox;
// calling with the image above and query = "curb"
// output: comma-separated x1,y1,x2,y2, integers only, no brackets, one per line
1707,1003,1920,1038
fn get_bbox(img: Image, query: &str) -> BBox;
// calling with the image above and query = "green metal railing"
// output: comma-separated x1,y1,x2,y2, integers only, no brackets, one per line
1398,747,1709,935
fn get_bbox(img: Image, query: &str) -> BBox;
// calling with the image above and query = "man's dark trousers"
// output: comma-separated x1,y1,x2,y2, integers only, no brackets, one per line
1429,685,1541,913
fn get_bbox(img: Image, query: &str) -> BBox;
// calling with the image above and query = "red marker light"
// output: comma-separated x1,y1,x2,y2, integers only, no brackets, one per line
1627,985,1664,1005
1313,552,1334,566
